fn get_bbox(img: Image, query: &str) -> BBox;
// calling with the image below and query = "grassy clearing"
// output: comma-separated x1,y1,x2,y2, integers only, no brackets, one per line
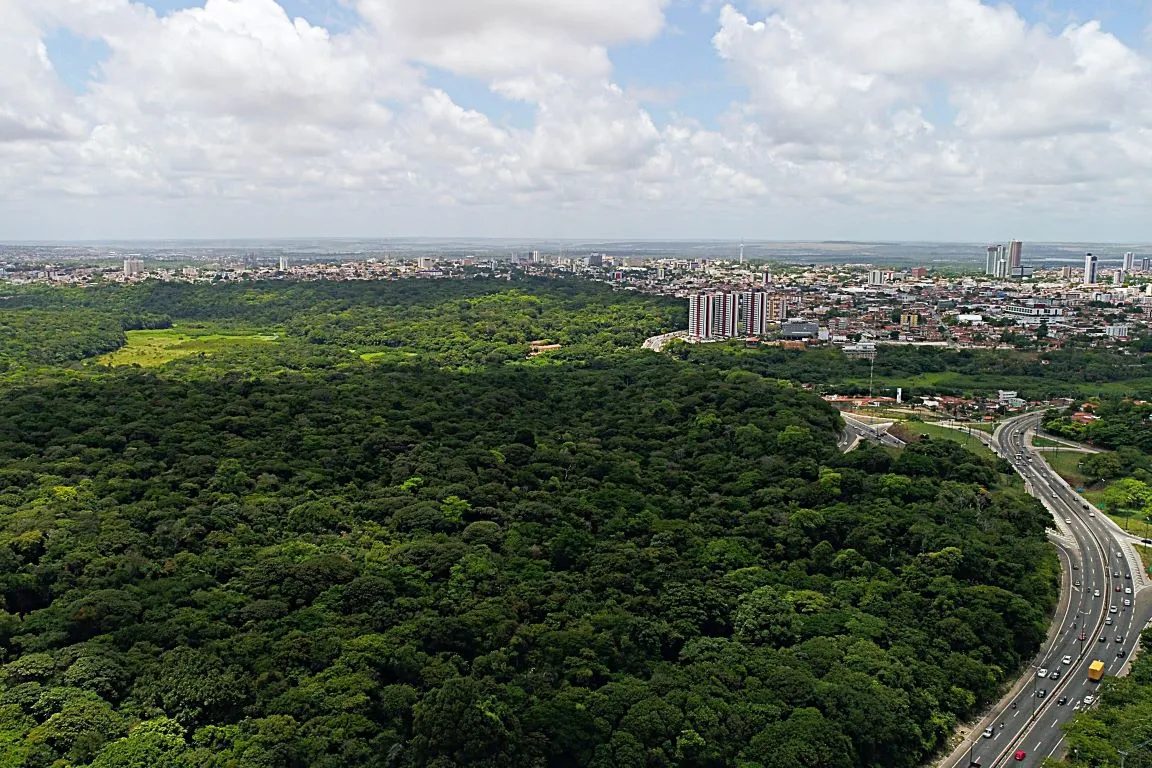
1030,435,1066,448
890,421,999,462
96,327,278,367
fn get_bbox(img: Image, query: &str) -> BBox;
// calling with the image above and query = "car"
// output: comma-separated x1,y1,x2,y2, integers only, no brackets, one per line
1036,689,1047,698
1117,552,1123,559
1124,599,1132,607
1065,517,1072,523
1126,573,1132,579
1143,539,1151,545
1125,587,1132,594
1110,605,1118,614
1090,512,1096,517
1058,696,1068,705
1079,632,1087,641
1037,668,1048,678
1015,750,1027,761
1050,669,1061,680
982,726,995,738
1072,563,1079,570
1100,635,1107,642
1116,585,1122,592
1119,649,1126,658
1074,580,1081,586
1116,635,1124,643
1094,589,1101,597
1062,655,1073,665
1083,695,1095,705
1107,617,1114,625
1114,571,1121,578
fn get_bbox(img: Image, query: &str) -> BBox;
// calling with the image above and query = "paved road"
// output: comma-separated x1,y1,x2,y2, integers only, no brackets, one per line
839,412,906,451
940,413,1152,768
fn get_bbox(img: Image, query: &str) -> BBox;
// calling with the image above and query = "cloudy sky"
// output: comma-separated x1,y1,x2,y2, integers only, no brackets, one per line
3,0,1152,241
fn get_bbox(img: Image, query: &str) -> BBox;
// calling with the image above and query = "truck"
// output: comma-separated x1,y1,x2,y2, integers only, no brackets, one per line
1088,660,1105,682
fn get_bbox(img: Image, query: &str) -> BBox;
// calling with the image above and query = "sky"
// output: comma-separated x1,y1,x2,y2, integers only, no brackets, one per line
3,0,1152,242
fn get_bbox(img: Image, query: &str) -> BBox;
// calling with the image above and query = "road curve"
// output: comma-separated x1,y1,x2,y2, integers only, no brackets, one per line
936,412,1151,768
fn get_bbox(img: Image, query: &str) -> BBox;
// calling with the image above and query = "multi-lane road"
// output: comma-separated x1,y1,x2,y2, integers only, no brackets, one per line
940,413,1152,768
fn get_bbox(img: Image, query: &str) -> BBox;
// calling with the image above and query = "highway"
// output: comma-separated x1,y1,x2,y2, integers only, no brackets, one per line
940,412,1152,768
839,412,906,451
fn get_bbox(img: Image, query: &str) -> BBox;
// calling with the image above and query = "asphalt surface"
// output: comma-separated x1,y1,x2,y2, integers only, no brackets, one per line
940,413,1152,768
839,413,906,451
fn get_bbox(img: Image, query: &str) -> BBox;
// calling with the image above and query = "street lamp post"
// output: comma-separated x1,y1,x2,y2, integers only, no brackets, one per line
1119,735,1152,768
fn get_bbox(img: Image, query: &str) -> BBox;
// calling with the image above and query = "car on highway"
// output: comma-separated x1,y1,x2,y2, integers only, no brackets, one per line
1126,573,1132,579
1062,655,1073,665
982,726,994,738
1119,649,1126,658
1094,589,1101,597
1083,695,1095,705
1100,635,1107,642
1114,571,1121,578
1116,635,1124,643
1015,750,1027,761
1050,669,1061,680
1037,668,1048,678
1107,617,1114,625
1074,580,1081,586
1116,585,1122,592
1110,605,1118,614
1090,511,1096,517
1058,696,1068,706
1036,689,1047,698
1125,587,1132,594
1079,632,1087,641
1124,599,1131,607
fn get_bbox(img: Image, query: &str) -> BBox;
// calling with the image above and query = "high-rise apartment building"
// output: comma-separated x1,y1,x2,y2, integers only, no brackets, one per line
688,294,715,339
742,292,788,335
716,292,740,338
1008,240,1023,270
994,258,1008,279
1142,257,1151,272
1115,269,1126,286
1084,253,1098,285
985,247,998,276
278,255,289,271
1123,252,1135,271
123,257,143,277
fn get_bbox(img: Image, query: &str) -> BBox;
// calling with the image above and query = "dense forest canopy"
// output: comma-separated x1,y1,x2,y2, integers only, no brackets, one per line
0,278,1064,767
673,343,1152,400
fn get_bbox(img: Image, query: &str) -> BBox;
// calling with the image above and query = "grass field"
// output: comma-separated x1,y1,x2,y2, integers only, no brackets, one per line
96,327,279,367
890,421,999,461
1136,544,1152,574
1034,449,1152,535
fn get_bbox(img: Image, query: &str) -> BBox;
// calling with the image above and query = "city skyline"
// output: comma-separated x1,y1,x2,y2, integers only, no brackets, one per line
4,0,1152,241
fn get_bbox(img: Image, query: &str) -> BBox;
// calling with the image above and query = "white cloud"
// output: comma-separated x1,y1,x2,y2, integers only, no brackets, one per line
2,0,1152,240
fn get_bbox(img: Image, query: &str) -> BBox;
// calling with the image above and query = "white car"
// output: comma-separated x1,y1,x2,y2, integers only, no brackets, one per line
1037,668,1049,678
1107,617,1114,625
1094,589,1101,597
1110,605,1118,614
1083,695,1095,705
982,726,995,739
1065,518,1072,523
1124,599,1131,607
1125,587,1132,595
1062,655,1073,665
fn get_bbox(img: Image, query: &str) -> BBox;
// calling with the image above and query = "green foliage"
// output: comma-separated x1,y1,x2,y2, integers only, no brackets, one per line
0,279,1060,767
0,311,126,370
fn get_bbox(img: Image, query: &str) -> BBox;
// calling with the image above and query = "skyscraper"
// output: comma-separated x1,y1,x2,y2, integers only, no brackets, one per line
1142,257,1151,272
1008,240,1023,270
278,255,289,271
1123,252,1135,271
1084,253,1098,285
985,247,998,276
